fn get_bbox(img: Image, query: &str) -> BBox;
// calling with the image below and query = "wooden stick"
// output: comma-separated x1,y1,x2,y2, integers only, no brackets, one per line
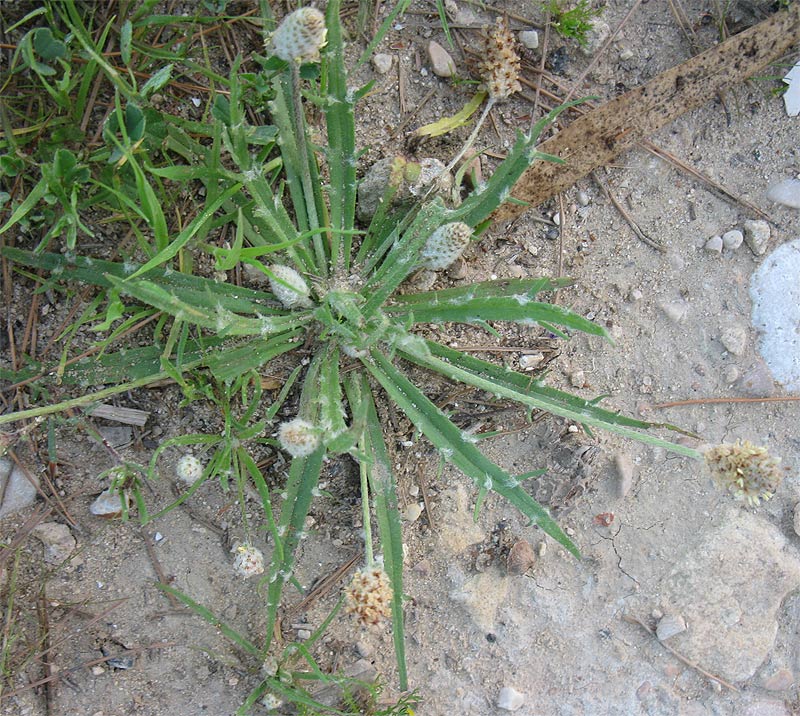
493,4,800,222
623,613,739,692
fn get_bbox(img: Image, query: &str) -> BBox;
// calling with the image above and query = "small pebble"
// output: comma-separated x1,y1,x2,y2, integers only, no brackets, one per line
90,488,126,519
618,47,634,61
519,30,539,49
497,686,526,711
735,361,775,397
614,453,634,498
576,189,590,207
763,668,794,691
793,502,800,538
32,522,76,565
704,235,723,253
447,258,469,280
719,323,748,356
659,299,688,323
506,539,536,576
297,629,311,640
408,483,420,497
743,219,771,256
766,178,800,209
656,614,687,641
722,229,743,250
0,458,40,519
427,40,456,77
570,370,585,388
552,211,561,226
721,365,740,384
629,289,643,302
545,227,560,241
403,503,423,523
92,666,105,676
519,352,544,371
355,640,374,658
371,53,393,74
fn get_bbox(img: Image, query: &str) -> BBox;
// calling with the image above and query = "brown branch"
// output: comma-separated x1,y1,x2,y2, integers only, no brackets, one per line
493,3,800,222
623,613,739,692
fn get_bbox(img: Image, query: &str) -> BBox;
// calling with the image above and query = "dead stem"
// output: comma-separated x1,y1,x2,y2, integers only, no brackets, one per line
623,613,739,692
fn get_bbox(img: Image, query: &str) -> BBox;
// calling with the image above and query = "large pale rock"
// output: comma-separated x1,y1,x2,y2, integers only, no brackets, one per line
657,509,800,682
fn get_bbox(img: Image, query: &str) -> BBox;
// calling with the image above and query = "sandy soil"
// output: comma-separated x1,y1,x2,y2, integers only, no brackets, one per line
2,1,800,715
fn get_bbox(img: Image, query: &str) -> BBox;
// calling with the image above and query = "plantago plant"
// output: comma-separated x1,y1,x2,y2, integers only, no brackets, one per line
0,1,785,712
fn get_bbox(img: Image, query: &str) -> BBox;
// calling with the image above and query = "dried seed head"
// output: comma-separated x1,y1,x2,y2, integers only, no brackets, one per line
481,17,522,101
233,543,265,578
704,440,785,506
278,418,320,458
268,264,313,309
271,7,327,64
420,222,472,270
344,565,393,625
176,454,203,485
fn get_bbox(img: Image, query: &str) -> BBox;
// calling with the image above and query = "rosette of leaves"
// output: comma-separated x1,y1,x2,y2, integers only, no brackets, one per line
0,1,694,696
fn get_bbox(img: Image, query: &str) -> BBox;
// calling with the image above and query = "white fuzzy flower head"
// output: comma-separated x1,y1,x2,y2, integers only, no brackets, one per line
268,264,313,309
704,440,785,506
176,454,203,485
233,543,265,578
278,418,320,458
261,693,283,712
271,7,327,64
420,222,472,270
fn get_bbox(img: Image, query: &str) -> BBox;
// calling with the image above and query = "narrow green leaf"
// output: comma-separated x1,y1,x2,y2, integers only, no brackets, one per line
353,375,409,689
120,20,133,65
402,340,699,455
156,584,261,656
365,349,580,557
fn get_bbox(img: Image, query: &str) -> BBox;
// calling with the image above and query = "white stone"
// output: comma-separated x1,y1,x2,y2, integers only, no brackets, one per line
614,452,634,498
722,229,743,250
576,189,590,207
371,53,393,74
743,220,771,256
794,503,800,538
403,503,423,523
498,686,526,711
656,614,687,641
750,239,800,392
32,522,76,564
704,235,723,253
719,323,748,356
427,40,455,77
0,458,39,519
519,30,539,49
766,178,800,209
519,352,544,371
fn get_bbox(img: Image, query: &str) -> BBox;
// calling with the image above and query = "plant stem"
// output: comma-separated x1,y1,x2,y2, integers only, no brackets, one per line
443,97,496,177
289,64,326,274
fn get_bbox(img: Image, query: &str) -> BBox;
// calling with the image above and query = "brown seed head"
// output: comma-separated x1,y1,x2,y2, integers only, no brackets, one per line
344,565,393,625
481,17,522,101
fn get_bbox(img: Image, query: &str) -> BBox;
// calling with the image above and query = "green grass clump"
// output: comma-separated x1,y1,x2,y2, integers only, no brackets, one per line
0,1,697,712
545,0,604,47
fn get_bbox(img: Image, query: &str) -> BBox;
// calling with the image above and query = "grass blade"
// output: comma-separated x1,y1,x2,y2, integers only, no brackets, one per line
401,340,698,455
364,349,580,557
